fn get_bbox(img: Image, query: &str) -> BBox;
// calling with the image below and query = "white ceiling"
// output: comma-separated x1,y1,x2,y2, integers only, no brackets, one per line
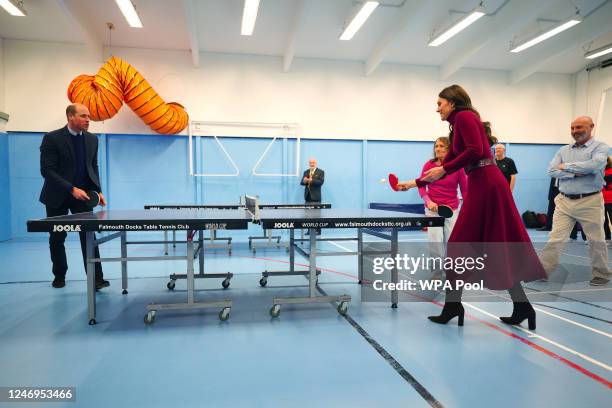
1,0,611,80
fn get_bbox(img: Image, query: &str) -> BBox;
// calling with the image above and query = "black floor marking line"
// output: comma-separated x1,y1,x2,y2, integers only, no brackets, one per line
0,272,284,286
532,303,612,325
317,286,444,408
525,285,612,312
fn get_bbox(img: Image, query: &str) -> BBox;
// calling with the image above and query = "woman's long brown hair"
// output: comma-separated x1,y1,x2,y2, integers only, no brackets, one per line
439,84,496,146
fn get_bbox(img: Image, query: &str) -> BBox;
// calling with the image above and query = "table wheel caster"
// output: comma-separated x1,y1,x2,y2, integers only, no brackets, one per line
122,289,128,295
259,277,268,287
337,301,348,316
167,280,176,290
222,278,231,289
144,310,156,325
218,307,231,321
270,304,280,318
88,319,96,325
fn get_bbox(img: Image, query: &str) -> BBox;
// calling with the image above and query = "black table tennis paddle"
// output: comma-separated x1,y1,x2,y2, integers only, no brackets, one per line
437,205,453,219
85,190,100,209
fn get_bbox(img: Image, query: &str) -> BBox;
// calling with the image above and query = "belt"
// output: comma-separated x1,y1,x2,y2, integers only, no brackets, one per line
560,191,600,200
465,158,495,174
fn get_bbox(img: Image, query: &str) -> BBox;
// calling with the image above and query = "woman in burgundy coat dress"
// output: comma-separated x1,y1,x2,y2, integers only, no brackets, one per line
400,85,545,329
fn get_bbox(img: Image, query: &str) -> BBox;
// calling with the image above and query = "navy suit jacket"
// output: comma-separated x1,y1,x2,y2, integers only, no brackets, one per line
39,126,101,208
300,168,324,202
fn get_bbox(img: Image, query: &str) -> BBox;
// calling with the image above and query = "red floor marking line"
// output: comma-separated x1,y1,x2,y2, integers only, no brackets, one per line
409,293,612,388
474,316,612,389
240,254,612,388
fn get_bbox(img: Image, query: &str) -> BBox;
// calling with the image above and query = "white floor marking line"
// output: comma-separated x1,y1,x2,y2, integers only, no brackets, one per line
464,302,612,373
394,271,612,371
481,289,612,340
533,247,612,265
466,287,612,298
328,241,353,253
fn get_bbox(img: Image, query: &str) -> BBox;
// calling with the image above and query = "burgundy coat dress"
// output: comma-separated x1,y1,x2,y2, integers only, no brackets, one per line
416,110,546,289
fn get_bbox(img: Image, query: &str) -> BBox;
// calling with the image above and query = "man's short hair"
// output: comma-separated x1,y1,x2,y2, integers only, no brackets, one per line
66,104,77,118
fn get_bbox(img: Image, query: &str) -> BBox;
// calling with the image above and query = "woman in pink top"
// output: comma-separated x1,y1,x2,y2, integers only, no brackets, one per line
418,136,467,246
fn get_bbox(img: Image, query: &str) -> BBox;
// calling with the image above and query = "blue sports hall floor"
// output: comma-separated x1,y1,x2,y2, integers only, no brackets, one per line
0,229,610,408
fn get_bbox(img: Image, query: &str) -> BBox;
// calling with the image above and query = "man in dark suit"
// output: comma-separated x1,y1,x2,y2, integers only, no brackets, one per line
39,103,109,289
300,158,324,235
301,158,324,203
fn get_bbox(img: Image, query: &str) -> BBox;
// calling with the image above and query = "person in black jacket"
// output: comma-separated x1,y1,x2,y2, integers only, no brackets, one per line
537,178,559,231
300,158,324,234
39,104,108,289
300,158,324,203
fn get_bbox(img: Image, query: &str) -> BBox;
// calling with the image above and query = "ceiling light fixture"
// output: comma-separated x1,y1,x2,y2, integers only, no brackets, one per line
585,43,612,60
428,6,486,47
510,17,581,53
114,0,143,28
339,1,379,41
241,0,260,36
0,0,26,16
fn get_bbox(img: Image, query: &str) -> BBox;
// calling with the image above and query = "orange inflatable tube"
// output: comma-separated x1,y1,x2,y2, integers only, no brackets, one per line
67,56,189,134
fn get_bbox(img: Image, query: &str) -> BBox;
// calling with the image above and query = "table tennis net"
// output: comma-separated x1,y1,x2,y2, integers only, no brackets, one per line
243,195,261,222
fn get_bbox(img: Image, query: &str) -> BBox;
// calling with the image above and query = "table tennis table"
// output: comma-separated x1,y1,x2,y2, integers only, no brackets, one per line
142,202,332,293
144,202,331,254
27,196,444,325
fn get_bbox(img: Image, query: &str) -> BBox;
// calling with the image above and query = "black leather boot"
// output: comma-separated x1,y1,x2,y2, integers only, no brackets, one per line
428,302,464,326
500,302,536,330
428,288,464,326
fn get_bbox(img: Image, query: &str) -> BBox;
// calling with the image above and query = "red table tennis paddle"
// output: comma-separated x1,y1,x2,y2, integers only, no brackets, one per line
388,173,399,191
437,205,453,219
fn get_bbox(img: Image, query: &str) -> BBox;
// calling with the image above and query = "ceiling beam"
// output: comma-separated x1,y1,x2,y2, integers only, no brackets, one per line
510,0,612,83
364,0,427,76
56,0,103,61
439,0,556,80
183,0,200,67
283,0,305,72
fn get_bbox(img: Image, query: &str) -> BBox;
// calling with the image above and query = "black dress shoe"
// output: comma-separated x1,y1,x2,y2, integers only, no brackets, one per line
95,279,110,290
52,278,65,288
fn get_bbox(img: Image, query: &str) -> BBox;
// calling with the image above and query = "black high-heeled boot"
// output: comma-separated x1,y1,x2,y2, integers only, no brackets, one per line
500,283,536,330
428,302,465,326
428,288,464,326
500,302,536,330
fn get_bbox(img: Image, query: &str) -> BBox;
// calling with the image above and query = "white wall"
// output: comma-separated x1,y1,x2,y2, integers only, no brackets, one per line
574,66,612,145
4,39,574,143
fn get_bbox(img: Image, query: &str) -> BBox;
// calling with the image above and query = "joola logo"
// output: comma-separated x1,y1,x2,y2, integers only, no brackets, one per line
273,222,294,228
53,224,82,232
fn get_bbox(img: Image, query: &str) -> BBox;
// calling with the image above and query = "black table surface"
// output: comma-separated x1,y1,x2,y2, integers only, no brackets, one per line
144,203,331,210
258,208,444,229
27,209,252,232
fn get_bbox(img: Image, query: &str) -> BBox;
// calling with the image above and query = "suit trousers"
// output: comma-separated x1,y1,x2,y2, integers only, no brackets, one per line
46,197,104,281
